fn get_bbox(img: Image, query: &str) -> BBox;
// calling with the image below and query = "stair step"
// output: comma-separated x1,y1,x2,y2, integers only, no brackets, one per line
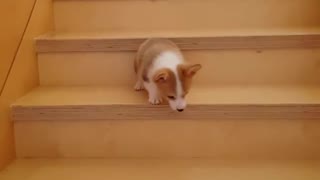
12,86,320,121
1,159,320,180
36,31,320,52
12,86,320,158
14,117,320,158
53,0,320,33
36,33,320,86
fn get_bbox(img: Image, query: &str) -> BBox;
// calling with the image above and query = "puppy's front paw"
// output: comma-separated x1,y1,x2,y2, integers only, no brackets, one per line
149,96,163,105
134,81,145,91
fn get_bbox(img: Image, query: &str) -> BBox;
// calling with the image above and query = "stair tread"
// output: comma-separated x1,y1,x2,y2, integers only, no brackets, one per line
1,159,320,180
13,86,320,106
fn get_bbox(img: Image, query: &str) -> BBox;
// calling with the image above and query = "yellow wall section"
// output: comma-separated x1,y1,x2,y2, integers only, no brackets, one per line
0,0,53,169
0,0,35,94
0,0,36,169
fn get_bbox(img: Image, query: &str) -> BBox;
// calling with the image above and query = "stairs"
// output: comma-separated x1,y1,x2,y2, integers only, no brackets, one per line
53,0,320,33
2,0,320,179
1,159,320,180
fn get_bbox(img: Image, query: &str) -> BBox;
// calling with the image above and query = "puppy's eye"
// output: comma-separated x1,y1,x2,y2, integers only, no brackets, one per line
167,96,176,100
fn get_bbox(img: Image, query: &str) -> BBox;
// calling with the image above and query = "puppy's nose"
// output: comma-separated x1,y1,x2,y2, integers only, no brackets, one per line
177,109,184,112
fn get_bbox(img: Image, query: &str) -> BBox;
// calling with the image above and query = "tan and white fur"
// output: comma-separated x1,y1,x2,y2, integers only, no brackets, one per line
134,38,201,112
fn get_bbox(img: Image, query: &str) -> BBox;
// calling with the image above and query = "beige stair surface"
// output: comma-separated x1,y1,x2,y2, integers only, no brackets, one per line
14,118,320,159
34,30,320,87
12,85,320,121
11,86,320,158
1,159,320,180
53,0,320,33
37,44,320,87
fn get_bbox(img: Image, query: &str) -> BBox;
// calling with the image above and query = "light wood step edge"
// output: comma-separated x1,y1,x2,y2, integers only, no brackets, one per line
3,159,320,180
36,34,320,52
12,104,320,121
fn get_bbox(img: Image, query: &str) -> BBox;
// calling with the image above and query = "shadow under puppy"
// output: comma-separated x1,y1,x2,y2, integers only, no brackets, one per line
134,38,201,112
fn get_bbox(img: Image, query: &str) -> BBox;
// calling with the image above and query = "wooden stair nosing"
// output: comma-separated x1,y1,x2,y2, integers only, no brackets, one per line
36,34,320,52
12,104,320,121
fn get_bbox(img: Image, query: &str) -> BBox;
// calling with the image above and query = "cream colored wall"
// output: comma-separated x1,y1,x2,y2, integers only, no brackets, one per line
0,0,36,169
0,0,53,169
0,1,35,95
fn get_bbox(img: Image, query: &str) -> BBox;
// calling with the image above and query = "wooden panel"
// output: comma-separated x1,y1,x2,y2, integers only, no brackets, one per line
11,86,320,121
14,120,320,159
38,49,320,86
0,0,35,95
1,159,320,180
36,33,320,52
53,0,320,32
0,0,36,169
0,0,53,169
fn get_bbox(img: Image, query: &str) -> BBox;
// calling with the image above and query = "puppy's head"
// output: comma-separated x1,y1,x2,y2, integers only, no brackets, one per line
153,63,202,111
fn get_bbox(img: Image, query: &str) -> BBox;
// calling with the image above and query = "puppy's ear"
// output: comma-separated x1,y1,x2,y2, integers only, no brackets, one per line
180,64,202,77
153,69,169,83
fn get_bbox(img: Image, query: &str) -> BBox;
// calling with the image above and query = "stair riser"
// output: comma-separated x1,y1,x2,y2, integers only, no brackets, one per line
54,0,320,32
38,49,320,86
15,120,320,159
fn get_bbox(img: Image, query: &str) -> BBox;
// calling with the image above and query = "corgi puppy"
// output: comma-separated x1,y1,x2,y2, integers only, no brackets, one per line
134,38,201,112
